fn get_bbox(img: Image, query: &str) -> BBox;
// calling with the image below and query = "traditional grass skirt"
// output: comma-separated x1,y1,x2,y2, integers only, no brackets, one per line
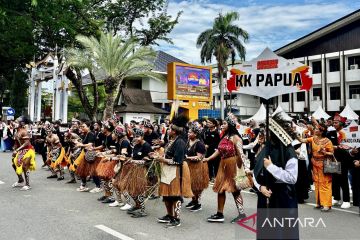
119,163,148,196
13,148,36,175
187,160,209,193
75,153,92,178
159,162,193,198
213,156,237,193
89,157,101,176
69,149,85,172
52,147,67,169
96,158,117,181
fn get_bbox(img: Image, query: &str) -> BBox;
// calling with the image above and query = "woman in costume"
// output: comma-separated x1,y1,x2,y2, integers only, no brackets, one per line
204,116,248,223
119,128,152,218
154,115,193,228
185,124,208,212
64,131,84,184
299,121,334,211
11,128,36,191
253,113,299,240
49,134,66,181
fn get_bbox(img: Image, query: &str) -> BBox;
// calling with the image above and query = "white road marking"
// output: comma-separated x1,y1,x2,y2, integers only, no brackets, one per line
304,203,359,215
0,181,5,184
95,225,134,240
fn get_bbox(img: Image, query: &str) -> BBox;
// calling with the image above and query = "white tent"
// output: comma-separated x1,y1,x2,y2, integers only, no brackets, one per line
272,105,292,121
242,104,267,122
340,104,359,120
312,106,331,120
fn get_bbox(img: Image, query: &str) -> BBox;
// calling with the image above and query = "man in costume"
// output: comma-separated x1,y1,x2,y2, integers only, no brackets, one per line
11,128,36,191
253,113,299,240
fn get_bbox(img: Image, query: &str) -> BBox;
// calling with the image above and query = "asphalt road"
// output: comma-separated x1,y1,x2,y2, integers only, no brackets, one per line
0,152,359,240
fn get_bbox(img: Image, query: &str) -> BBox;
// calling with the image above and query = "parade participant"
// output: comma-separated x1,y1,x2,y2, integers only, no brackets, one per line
204,116,248,223
349,147,360,214
185,124,208,212
64,131,83,184
203,118,220,184
75,121,96,192
332,114,351,209
93,122,116,199
119,128,152,218
154,115,193,228
49,134,66,181
299,121,334,211
143,121,159,146
44,124,61,179
11,128,36,191
108,125,132,207
253,113,299,240
292,140,309,203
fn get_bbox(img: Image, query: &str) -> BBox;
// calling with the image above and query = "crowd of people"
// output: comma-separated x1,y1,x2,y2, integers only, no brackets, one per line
2,111,360,235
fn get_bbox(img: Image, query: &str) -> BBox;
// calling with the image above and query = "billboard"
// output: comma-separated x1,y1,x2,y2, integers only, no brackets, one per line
168,62,212,102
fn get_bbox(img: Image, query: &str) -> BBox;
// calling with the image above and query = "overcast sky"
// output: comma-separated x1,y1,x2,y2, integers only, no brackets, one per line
155,0,360,64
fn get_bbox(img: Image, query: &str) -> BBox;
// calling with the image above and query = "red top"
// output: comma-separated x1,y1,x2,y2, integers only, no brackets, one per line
218,136,236,159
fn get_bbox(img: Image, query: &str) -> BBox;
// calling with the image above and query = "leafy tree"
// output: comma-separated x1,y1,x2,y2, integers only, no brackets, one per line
196,11,249,119
66,32,164,120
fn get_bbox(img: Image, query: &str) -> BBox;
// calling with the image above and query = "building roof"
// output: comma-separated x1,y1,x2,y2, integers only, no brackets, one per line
114,88,168,114
275,9,360,56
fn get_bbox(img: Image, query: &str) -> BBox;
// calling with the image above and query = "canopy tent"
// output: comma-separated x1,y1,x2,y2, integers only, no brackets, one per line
272,105,292,121
340,104,359,120
312,106,331,120
242,104,267,122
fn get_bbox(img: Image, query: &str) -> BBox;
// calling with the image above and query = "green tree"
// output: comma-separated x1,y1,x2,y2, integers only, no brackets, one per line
196,12,249,119
66,32,164,120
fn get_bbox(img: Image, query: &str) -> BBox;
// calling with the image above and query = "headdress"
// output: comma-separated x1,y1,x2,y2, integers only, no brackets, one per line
171,114,188,133
113,125,126,137
269,113,297,146
333,113,346,124
225,115,237,127
44,124,53,132
190,123,202,135
143,121,153,129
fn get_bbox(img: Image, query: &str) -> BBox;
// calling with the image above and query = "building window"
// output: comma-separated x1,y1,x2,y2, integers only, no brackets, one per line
313,88,322,100
349,85,360,99
348,56,360,70
296,92,305,102
282,94,289,102
329,58,340,72
312,61,322,74
330,86,340,100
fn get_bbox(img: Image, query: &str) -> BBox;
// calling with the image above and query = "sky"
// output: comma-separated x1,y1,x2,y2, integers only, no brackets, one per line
155,0,360,64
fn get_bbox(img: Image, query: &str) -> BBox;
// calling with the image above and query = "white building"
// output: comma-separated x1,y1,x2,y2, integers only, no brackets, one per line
275,9,360,116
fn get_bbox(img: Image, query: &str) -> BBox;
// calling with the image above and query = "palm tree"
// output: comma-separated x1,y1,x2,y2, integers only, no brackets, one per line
196,11,249,119
66,32,164,120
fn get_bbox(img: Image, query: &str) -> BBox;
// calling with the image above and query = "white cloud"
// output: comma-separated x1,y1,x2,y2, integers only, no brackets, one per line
156,1,357,64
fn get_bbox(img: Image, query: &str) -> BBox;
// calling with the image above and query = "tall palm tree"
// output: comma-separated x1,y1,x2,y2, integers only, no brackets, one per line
66,32,164,120
196,11,249,119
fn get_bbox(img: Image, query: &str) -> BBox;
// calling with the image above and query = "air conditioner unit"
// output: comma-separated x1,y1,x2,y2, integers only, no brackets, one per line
350,64,358,70
313,96,321,101
352,94,360,99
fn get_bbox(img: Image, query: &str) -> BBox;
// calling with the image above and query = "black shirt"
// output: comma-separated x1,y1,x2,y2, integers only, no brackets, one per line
82,131,96,145
203,128,220,157
116,139,132,157
132,142,152,160
144,131,159,146
165,137,186,164
102,134,115,150
186,140,206,157
94,131,105,147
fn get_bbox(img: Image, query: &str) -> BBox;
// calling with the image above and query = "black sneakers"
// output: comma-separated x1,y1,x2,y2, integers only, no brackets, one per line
190,204,202,212
185,200,196,209
131,211,147,218
47,174,57,179
127,206,140,214
97,196,107,201
66,179,76,184
157,215,172,223
57,176,65,181
166,218,181,228
207,213,225,222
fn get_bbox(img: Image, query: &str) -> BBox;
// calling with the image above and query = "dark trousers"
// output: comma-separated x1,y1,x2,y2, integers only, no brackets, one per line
332,166,350,202
351,168,360,207
208,157,220,180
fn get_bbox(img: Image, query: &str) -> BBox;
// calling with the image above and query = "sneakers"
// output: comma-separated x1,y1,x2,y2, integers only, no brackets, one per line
66,179,76,184
109,201,125,207
120,203,132,211
20,185,31,191
185,200,196,209
157,215,172,223
127,206,140,215
321,207,331,212
41,164,48,169
57,176,65,181
341,202,351,209
231,213,247,224
102,197,115,204
131,211,148,218
12,181,24,188
207,213,225,223
76,186,89,192
47,174,58,179
332,199,341,206
166,218,181,228
97,196,107,201
89,187,103,193
189,204,202,212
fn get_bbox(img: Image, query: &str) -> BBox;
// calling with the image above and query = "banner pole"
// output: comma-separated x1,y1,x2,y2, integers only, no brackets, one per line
266,98,270,155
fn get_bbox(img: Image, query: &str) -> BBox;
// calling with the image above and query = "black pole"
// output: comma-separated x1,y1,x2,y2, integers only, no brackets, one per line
265,98,270,155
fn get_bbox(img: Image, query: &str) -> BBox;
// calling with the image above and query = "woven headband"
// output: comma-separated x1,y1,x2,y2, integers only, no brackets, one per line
269,118,293,146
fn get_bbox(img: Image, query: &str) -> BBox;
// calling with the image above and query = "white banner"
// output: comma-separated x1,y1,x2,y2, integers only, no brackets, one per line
341,121,360,148
226,48,313,99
